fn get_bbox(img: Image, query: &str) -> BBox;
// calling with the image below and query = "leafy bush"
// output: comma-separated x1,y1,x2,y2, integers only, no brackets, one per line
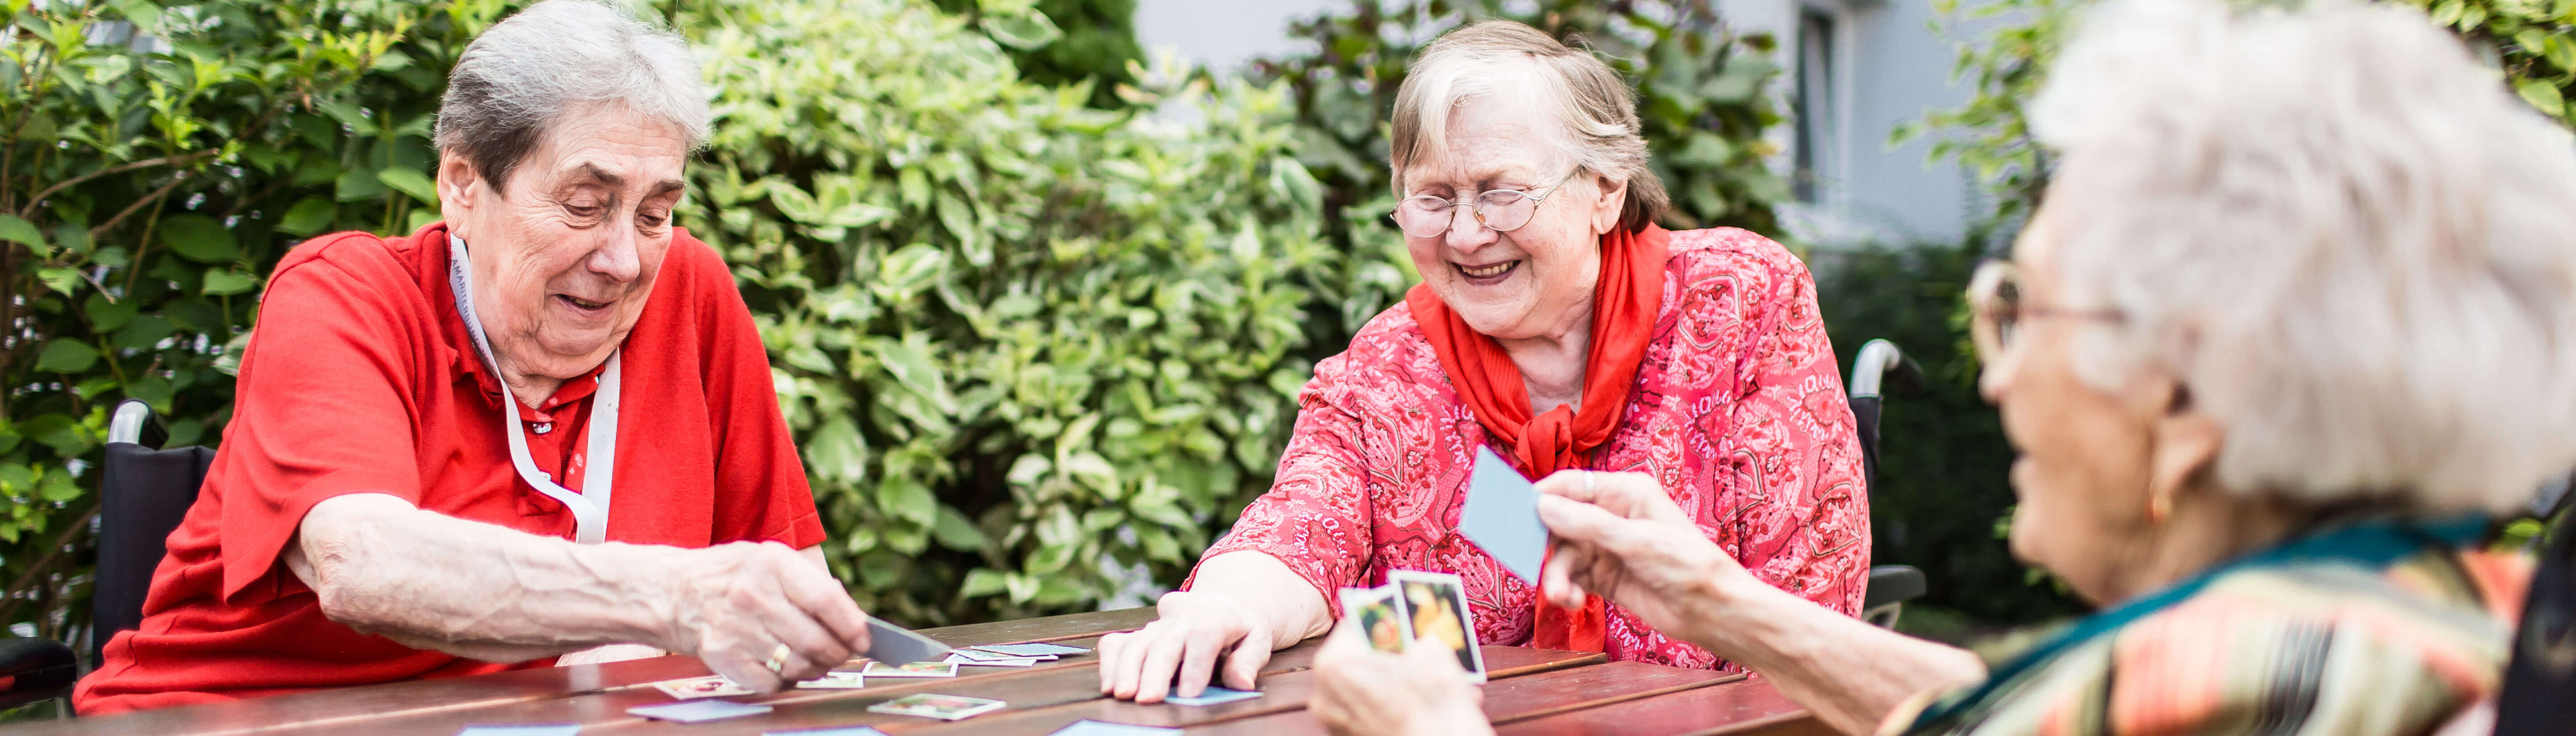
0,0,513,643
1251,0,1794,341
678,0,1333,625
929,0,1144,110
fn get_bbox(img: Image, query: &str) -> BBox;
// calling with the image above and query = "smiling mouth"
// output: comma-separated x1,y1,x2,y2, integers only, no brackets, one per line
557,294,613,311
1456,260,1521,280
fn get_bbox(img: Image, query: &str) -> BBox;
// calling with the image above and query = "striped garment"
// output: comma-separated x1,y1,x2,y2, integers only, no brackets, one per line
1880,547,2530,736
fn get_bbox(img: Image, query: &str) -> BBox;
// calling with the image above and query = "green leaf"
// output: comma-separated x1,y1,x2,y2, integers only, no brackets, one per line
983,11,1062,50
52,221,91,254
0,214,47,256
2517,79,2566,118
930,505,985,551
158,214,239,262
36,266,82,296
959,568,1010,598
34,339,99,372
276,196,336,235
876,474,937,525
201,268,258,295
84,293,136,331
376,166,437,205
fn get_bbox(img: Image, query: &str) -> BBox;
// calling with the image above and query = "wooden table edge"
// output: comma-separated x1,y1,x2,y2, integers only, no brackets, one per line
1489,670,1748,726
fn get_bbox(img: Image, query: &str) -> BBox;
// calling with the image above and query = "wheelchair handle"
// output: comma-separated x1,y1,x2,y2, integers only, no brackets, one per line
1849,339,1907,399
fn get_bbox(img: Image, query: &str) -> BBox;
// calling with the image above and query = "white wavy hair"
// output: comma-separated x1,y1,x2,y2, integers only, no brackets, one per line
433,0,710,193
2032,0,2576,513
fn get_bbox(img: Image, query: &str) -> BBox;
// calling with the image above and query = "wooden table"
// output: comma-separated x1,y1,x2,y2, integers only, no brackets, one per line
6,609,1829,735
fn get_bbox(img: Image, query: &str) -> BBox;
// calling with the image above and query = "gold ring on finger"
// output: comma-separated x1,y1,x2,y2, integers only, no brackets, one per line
765,642,792,674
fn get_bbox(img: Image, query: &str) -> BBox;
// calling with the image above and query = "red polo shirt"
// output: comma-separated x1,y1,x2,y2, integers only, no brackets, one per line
73,223,826,714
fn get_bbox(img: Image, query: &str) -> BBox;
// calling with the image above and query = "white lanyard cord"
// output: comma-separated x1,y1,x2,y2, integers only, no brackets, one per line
447,234,619,544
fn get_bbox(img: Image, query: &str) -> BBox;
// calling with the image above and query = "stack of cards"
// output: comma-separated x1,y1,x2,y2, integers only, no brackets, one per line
969,641,1088,658
867,693,1007,721
1336,570,1488,682
797,671,867,689
945,649,1043,667
1161,686,1263,706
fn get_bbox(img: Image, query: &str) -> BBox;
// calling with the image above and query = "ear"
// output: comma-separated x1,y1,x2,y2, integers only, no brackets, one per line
1589,173,1628,235
436,151,482,237
2135,372,2224,516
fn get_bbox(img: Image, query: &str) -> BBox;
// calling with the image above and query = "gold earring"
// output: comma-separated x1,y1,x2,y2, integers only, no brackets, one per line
2147,494,2172,524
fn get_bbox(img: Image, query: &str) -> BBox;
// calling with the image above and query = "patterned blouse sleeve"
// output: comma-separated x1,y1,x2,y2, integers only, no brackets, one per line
1183,354,1377,613
1721,246,1872,618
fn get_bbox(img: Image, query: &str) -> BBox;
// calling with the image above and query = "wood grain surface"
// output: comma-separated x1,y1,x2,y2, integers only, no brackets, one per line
4,607,1827,736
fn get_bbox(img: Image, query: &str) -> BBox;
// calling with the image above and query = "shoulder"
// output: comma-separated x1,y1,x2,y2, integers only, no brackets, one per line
266,229,427,295
2088,553,2516,734
1662,227,1813,300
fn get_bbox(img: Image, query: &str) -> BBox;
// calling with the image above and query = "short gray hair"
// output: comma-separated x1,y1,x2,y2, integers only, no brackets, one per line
2033,0,2576,514
1390,21,1667,232
434,0,710,193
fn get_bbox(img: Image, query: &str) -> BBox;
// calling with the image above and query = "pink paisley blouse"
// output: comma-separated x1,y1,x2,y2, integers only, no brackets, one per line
1187,227,1870,670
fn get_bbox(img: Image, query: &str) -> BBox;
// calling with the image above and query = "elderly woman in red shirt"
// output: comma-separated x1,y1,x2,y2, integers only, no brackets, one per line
1099,20,1870,702
74,1,870,713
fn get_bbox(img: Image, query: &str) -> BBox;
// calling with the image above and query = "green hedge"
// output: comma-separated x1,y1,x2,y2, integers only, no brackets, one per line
0,0,511,641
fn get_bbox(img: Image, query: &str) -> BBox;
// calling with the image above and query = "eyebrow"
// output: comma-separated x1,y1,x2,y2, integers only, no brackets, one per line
564,162,684,197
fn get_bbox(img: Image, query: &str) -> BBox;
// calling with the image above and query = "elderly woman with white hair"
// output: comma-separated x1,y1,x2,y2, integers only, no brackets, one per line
1305,1,2576,735
73,1,870,713
1100,20,1871,702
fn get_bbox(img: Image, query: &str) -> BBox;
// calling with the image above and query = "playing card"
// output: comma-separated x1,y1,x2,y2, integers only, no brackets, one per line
944,652,1041,666
866,692,1007,721
949,647,1057,662
861,660,959,678
626,699,774,724
651,675,753,700
970,642,1088,657
761,729,890,736
1457,446,1548,584
796,671,867,689
865,615,952,665
1048,721,1184,735
1390,570,1488,682
1337,586,1407,654
1160,686,1263,706
454,726,581,736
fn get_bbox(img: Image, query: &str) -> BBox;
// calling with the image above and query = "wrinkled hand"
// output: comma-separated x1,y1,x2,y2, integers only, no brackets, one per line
1097,590,1271,702
1310,620,1490,736
661,541,871,692
1535,470,1752,635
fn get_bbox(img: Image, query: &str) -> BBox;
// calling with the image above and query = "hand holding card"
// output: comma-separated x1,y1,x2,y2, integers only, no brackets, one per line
1458,447,1548,584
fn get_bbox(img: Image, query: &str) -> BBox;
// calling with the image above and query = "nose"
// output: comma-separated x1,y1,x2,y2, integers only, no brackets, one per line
1442,204,1499,254
588,226,641,284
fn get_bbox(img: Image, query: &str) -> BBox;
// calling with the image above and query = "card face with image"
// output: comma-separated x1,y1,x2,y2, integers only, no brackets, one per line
1336,586,1407,654
866,692,1007,721
1389,570,1487,682
861,660,959,678
651,675,753,700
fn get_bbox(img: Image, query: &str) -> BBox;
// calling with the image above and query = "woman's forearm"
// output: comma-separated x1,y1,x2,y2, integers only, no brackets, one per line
287,493,690,660
1190,551,1333,649
1682,574,1988,736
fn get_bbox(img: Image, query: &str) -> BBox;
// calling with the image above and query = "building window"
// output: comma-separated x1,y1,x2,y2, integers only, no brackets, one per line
1793,8,1838,203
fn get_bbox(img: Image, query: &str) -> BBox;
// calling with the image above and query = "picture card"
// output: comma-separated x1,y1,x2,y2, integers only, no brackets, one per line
1049,721,1184,735
861,660,959,678
1338,586,1406,654
971,641,1089,657
865,615,952,665
796,671,867,689
626,699,773,724
867,692,1007,721
1456,446,1548,584
651,674,753,700
950,647,1057,662
945,652,1041,667
454,726,581,736
1161,686,1263,706
1390,570,1488,682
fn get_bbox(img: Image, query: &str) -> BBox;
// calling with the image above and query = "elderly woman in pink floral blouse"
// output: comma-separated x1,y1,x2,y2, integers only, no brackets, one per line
1097,19,1869,702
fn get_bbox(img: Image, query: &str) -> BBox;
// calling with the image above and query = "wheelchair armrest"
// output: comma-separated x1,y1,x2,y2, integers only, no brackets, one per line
0,636,74,712
1864,565,1927,610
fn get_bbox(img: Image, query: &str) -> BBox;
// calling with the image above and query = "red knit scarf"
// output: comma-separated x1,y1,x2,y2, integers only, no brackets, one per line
1403,223,1669,653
